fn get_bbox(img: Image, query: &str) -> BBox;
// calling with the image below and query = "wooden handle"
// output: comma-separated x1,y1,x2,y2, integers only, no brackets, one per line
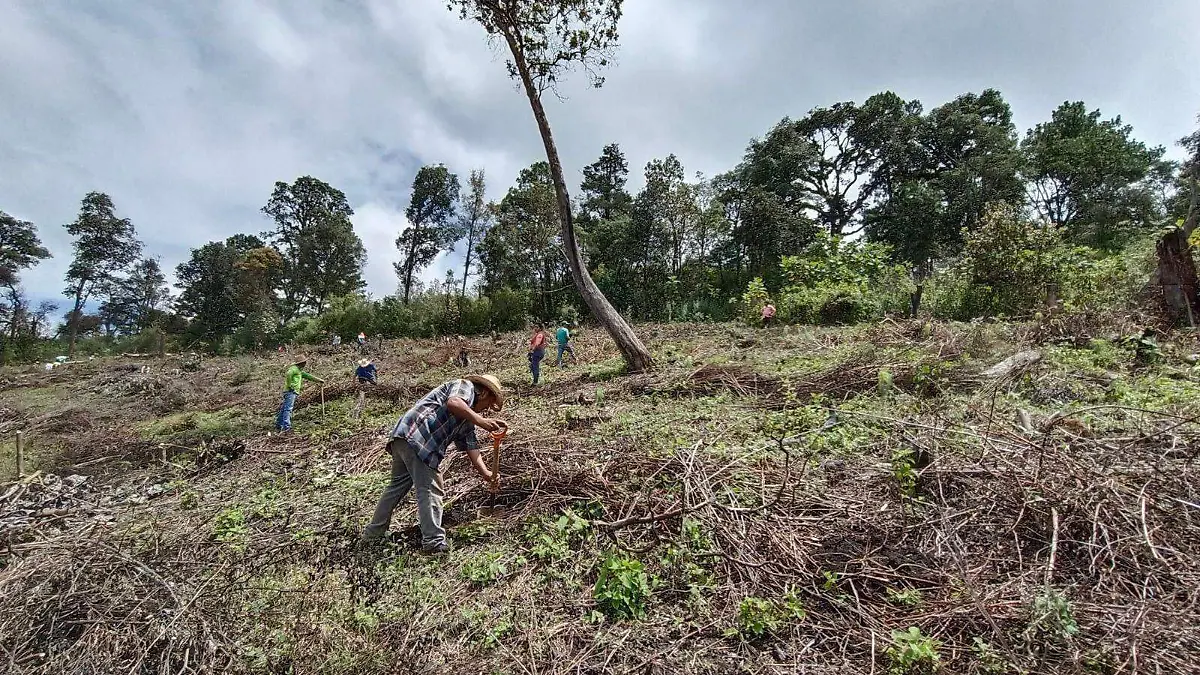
489,432,502,492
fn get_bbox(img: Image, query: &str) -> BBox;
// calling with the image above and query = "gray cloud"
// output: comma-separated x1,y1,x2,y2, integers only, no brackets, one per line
2,0,1198,309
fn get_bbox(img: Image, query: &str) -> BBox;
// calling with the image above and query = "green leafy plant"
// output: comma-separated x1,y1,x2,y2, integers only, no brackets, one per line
891,448,919,499
453,521,494,544
741,277,770,326
1029,588,1080,642
212,507,248,550
821,570,840,592
886,627,941,674
351,605,379,633
886,587,923,608
461,551,510,586
971,637,1010,674
735,597,780,639
481,618,513,648
1120,329,1161,365
527,508,591,561
732,589,806,640
179,491,199,510
593,553,652,620
878,369,894,396
248,487,282,519
911,361,950,398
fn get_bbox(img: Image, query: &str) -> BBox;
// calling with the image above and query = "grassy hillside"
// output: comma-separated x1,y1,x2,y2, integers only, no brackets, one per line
1,318,1198,674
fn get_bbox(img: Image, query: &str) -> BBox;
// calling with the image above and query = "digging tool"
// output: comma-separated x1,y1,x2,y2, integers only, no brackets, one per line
320,384,326,417
489,427,507,493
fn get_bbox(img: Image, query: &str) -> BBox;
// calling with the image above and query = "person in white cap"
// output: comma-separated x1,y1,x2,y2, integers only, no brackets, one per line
361,374,506,553
354,358,377,384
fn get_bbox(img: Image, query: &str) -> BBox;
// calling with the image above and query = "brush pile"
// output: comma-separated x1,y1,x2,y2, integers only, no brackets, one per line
0,321,1197,673
1,473,116,549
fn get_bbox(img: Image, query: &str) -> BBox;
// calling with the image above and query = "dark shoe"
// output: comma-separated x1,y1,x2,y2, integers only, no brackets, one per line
419,541,452,555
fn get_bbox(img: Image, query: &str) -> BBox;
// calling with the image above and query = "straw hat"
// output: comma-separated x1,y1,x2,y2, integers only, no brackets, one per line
357,358,371,368
465,374,505,410
292,355,308,366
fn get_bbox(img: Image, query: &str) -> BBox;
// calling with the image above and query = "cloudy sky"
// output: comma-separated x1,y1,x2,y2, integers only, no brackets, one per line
2,0,1199,310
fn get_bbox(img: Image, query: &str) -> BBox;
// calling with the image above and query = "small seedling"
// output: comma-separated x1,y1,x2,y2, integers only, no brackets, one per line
735,597,780,639
1029,588,1079,642
891,448,919,499
212,508,248,550
971,637,1009,674
732,588,806,640
886,587,923,607
593,553,652,620
461,551,510,586
886,626,941,674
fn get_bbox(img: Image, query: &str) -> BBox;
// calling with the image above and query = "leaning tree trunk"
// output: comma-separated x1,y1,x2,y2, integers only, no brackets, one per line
1155,175,1199,326
503,33,654,371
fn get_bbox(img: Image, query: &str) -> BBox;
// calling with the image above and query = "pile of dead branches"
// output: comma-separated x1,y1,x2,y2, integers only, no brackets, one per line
0,474,116,549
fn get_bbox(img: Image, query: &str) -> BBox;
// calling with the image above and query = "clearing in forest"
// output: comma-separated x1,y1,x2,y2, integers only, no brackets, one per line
1,319,1198,674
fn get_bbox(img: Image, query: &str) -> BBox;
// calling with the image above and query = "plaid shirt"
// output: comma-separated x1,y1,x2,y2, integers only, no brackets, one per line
390,379,480,470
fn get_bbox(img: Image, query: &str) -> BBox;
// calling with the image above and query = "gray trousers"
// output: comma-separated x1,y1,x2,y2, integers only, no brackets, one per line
362,438,446,546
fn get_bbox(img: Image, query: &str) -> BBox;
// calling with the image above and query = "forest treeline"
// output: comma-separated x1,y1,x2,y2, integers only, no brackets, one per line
2,89,1199,360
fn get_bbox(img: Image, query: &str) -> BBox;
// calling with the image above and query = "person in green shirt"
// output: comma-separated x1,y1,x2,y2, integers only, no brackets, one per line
275,356,324,431
555,325,576,367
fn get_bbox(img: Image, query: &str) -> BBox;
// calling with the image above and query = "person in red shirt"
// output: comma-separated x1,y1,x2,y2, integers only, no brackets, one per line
528,323,548,384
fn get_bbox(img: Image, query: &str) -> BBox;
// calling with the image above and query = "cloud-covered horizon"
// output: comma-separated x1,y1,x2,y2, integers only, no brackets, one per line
3,0,1199,311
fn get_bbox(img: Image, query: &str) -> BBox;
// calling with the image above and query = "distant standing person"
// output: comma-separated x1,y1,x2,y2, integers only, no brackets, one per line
528,323,548,384
355,358,377,385
275,356,324,432
357,332,367,352
761,302,776,328
555,324,576,367
361,375,507,553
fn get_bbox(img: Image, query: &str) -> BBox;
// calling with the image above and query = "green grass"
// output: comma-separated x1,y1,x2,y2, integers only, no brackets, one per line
140,407,267,441
0,436,56,479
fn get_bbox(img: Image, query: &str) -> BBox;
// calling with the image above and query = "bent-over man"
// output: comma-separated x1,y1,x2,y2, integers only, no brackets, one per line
361,374,506,553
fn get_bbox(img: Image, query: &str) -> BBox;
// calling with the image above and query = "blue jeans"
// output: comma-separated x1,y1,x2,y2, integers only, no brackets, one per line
275,390,298,430
556,342,574,366
529,348,545,384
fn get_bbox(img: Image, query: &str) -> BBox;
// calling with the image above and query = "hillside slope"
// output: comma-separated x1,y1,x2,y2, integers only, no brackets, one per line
1,319,1198,674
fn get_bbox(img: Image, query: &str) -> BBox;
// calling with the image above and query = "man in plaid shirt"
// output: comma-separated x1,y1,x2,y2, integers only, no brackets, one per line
362,374,506,553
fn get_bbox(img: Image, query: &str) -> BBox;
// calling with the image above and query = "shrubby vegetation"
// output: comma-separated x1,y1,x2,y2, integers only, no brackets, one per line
1,91,1197,360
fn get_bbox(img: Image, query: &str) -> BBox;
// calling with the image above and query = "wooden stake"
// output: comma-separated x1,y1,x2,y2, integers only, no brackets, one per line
15,431,24,479
320,385,326,417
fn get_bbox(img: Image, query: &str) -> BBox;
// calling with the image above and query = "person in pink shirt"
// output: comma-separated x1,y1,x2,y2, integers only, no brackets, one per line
527,323,548,384
761,302,776,328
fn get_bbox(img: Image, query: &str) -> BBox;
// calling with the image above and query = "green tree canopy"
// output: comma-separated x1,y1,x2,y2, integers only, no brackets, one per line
457,169,493,296
175,235,266,343
0,210,51,288
62,192,143,355
396,164,461,304
1023,101,1167,249
99,257,169,335
480,162,563,319
262,176,365,318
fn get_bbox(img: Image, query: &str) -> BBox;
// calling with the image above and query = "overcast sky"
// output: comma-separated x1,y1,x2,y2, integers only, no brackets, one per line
2,0,1199,309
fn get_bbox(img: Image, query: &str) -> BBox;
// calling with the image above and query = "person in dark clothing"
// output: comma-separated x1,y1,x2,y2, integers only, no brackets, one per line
355,358,377,385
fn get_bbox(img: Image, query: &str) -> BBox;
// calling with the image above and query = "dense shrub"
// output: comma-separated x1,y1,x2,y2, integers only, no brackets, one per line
927,204,1156,319
756,232,911,326
740,278,770,326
